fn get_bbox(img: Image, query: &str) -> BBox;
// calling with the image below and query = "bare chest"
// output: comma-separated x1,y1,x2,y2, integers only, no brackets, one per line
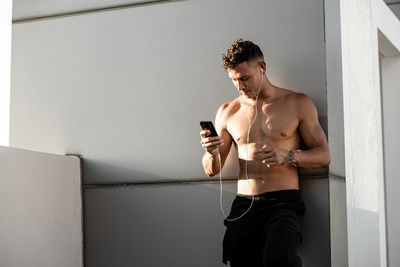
227,102,299,145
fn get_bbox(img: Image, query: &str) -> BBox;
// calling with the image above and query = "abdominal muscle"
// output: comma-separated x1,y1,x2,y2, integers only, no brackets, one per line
236,143,299,195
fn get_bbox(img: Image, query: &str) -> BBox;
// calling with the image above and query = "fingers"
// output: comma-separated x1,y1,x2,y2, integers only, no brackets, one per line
254,145,272,155
201,139,224,148
262,160,271,168
254,145,273,159
200,135,223,144
262,156,277,168
199,129,225,155
258,148,292,167
200,134,224,153
200,130,211,138
262,158,274,167
257,149,278,167
259,152,274,165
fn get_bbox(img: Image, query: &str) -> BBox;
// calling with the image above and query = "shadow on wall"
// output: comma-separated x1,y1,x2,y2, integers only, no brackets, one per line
82,158,170,185
82,157,332,267
83,174,236,267
346,207,381,266
298,167,331,267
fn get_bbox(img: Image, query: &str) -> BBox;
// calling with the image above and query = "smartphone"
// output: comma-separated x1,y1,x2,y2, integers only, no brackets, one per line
200,121,218,137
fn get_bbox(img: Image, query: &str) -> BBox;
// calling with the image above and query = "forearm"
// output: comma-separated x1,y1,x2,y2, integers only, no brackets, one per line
292,146,330,169
202,152,221,177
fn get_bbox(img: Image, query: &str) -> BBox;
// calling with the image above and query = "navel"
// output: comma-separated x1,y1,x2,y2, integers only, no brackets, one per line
280,132,287,137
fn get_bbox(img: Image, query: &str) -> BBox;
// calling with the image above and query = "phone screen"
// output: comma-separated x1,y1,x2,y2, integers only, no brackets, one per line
200,121,218,137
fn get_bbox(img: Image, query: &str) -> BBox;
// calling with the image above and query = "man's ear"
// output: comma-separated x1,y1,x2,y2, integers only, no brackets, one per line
258,60,266,72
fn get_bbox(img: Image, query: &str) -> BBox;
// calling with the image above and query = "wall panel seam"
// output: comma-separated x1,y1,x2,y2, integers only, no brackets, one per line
329,174,345,180
12,0,184,24
82,174,331,189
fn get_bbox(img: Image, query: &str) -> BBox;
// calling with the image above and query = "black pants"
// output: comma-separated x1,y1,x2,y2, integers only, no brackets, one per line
222,189,305,267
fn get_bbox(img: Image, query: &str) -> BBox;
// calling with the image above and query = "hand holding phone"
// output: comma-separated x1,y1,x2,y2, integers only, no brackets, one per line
200,121,218,137
199,121,224,155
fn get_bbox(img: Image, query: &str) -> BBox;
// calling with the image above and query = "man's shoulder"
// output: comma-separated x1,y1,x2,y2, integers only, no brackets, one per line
280,90,314,106
287,92,318,120
276,88,303,99
291,92,315,109
275,90,316,119
218,97,241,114
215,98,240,127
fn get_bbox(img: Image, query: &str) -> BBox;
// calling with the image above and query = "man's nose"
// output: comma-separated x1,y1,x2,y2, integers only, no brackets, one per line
237,81,245,90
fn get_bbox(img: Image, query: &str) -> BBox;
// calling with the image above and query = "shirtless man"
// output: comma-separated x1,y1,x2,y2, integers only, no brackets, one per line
200,39,330,267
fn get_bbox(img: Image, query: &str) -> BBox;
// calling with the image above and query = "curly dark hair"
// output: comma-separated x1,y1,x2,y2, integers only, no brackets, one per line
221,39,264,71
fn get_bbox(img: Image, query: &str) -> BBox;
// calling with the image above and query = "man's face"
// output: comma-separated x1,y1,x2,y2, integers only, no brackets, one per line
228,61,261,98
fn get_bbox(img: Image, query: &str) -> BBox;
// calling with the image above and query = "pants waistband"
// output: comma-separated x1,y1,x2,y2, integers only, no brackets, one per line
237,189,301,201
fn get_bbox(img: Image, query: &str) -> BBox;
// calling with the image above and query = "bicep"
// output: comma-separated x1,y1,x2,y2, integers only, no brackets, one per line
297,95,329,149
215,105,233,165
299,119,328,149
218,128,233,165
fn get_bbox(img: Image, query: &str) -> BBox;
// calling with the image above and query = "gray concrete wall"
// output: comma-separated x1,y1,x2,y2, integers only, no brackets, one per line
83,176,330,267
329,175,347,267
0,0,12,146
0,146,82,267
10,0,331,266
299,176,331,267
325,0,348,265
387,2,400,21
10,0,328,181
381,53,400,267
84,182,236,267
376,2,400,266
12,0,156,20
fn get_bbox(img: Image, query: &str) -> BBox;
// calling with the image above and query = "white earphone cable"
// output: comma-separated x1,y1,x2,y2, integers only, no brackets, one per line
219,68,263,221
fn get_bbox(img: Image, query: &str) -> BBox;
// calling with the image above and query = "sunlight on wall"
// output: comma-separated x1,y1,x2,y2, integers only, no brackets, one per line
0,0,12,146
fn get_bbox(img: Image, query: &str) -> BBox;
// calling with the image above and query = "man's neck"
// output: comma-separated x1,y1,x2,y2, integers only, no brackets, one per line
256,82,277,102
241,77,277,105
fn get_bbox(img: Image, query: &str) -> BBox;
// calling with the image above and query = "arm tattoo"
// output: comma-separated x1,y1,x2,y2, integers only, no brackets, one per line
282,150,295,165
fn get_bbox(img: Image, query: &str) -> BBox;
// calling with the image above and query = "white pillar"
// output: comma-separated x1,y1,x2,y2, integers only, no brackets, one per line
0,0,12,146
340,0,384,266
341,0,400,266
